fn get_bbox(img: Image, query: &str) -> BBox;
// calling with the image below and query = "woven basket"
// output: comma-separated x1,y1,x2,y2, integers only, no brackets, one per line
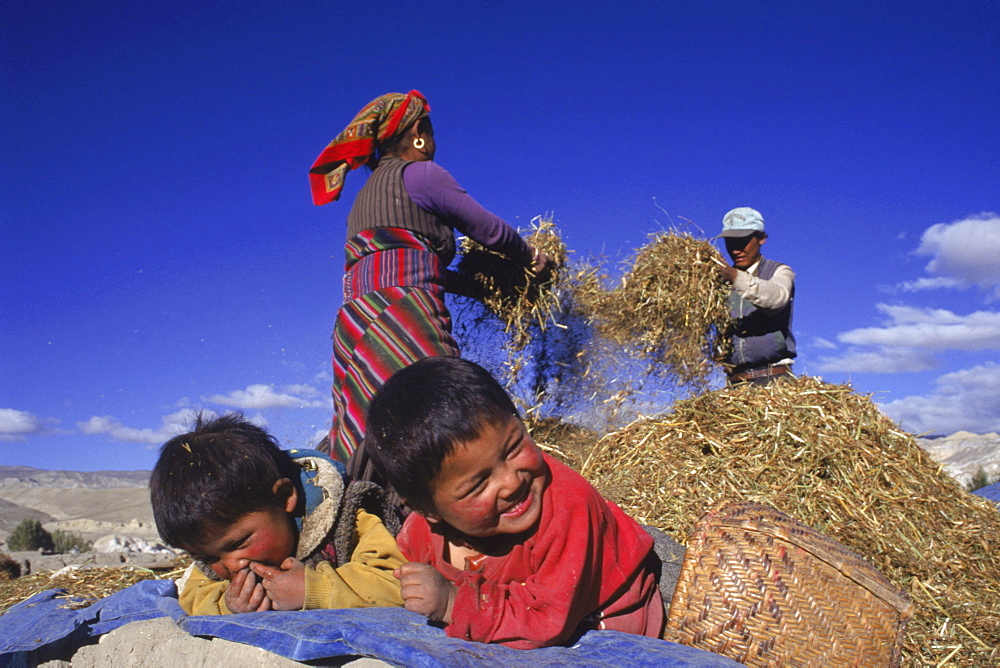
664,500,913,667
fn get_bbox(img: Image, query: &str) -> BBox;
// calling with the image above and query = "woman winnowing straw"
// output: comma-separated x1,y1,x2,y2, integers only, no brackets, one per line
309,90,552,488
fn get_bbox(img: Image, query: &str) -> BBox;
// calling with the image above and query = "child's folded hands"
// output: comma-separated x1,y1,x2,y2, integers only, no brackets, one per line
251,558,307,611
224,568,272,613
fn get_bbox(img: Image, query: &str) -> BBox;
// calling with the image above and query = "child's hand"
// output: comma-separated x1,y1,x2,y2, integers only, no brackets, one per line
224,568,272,613
250,558,306,611
394,562,456,623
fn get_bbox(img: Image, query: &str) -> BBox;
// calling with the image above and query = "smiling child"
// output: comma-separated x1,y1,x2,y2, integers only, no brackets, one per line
150,413,405,615
365,357,665,649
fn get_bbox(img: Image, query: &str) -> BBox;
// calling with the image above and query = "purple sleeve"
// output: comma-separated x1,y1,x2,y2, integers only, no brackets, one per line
403,161,533,265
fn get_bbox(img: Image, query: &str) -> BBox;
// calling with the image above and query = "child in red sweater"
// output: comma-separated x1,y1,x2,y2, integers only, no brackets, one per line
365,357,664,649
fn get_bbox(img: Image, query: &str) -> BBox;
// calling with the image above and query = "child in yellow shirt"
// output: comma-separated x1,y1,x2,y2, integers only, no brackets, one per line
150,413,405,614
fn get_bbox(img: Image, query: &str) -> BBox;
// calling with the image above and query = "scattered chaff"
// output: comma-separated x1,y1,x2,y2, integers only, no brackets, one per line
1,566,151,613
455,214,567,352
0,557,191,614
454,220,734,432
526,415,602,471
570,230,732,391
581,375,1000,666
454,215,574,419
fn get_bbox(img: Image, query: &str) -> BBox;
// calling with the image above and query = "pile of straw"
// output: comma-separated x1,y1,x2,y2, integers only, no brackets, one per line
455,215,567,352
571,230,731,389
580,376,1000,666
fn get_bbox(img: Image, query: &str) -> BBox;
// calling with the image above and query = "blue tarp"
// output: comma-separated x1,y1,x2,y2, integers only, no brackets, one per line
972,480,1000,505
0,580,741,667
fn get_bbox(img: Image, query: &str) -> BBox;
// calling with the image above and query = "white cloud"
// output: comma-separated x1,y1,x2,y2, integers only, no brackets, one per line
74,384,328,450
0,408,46,440
77,408,202,445
822,215,1000,426
814,348,937,374
810,337,838,350
283,384,321,398
838,305,1000,351
878,363,1000,435
79,416,165,445
905,213,1000,297
897,277,963,292
205,384,326,410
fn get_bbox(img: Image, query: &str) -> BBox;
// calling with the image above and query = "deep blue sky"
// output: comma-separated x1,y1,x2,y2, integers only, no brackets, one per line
3,1,999,471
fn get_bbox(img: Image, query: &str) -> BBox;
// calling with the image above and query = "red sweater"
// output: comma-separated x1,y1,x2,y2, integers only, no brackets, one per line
397,454,664,649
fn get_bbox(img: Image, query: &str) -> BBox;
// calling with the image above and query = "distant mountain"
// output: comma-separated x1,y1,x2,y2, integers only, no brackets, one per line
916,431,1000,489
0,465,150,490
0,468,154,543
0,497,56,534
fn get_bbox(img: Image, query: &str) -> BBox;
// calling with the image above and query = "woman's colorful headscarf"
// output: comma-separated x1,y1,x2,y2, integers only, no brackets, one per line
309,90,430,206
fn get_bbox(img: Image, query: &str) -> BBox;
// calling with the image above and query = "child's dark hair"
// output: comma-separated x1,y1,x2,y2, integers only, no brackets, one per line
365,356,518,512
150,412,298,549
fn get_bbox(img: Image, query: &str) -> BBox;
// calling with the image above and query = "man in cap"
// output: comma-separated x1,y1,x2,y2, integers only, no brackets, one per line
715,207,796,385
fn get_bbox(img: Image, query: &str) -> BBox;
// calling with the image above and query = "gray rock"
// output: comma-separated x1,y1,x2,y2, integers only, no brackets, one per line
40,617,390,667
92,534,175,555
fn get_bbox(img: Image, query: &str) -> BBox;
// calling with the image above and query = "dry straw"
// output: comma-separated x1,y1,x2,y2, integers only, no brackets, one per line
456,224,731,417
455,215,568,394
570,230,732,390
580,375,1000,666
455,214,567,352
0,565,169,613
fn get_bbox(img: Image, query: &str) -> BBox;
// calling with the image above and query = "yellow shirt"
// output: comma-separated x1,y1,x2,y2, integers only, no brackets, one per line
178,508,405,615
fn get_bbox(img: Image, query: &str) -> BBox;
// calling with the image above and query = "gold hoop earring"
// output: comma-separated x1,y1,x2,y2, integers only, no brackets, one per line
413,137,426,150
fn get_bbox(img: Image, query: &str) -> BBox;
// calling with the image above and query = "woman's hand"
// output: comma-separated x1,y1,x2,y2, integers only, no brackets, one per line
224,567,272,613
394,562,456,623
528,245,555,279
250,558,306,611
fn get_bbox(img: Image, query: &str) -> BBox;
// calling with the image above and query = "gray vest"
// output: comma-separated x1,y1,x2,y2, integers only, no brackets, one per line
728,258,796,372
347,157,456,262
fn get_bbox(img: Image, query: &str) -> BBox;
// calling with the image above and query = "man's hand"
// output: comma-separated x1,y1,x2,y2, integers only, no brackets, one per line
712,256,738,283
394,562,456,623
250,558,306,611
224,568,272,613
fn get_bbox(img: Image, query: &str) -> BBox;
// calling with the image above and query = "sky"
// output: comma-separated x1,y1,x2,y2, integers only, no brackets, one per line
2,1,998,472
